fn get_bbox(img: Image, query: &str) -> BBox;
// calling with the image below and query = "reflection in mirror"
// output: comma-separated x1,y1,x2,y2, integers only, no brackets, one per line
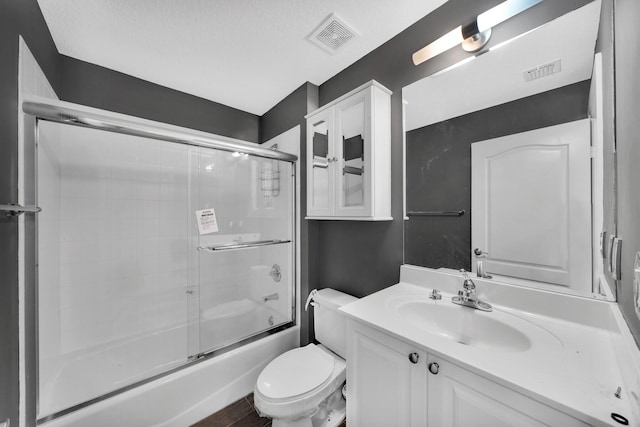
402,0,616,300
340,103,365,207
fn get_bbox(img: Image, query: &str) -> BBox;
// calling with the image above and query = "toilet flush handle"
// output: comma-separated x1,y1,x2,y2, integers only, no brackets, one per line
305,289,319,311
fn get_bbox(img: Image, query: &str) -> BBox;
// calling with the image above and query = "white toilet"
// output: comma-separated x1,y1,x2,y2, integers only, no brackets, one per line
254,288,357,427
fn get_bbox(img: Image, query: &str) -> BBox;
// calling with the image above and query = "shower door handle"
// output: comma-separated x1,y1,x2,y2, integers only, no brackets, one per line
198,239,291,252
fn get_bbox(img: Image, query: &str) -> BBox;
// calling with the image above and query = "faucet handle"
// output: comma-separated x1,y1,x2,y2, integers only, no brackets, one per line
459,269,476,291
474,248,489,257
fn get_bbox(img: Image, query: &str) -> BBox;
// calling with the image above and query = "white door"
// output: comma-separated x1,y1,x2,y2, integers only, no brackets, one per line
471,119,591,292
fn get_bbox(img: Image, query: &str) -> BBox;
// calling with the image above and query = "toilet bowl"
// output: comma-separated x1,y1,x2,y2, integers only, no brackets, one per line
254,344,345,427
253,289,357,427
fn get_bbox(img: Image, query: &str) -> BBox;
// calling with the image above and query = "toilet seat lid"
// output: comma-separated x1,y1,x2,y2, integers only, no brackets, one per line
257,344,335,399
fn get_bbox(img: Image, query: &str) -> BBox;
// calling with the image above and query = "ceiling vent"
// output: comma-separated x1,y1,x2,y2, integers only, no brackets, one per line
308,14,358,54
523,59,562,82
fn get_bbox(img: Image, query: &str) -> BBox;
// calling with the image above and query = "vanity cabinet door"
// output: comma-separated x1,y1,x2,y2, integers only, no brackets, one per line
427,356,589,427
347,320,427,427
307,108,335,217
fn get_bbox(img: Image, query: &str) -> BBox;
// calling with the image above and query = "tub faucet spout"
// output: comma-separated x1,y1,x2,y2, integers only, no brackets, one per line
263,292,279,303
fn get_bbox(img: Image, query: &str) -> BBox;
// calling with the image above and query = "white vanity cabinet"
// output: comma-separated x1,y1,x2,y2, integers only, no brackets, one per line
346,320,427,426
427,356,589,427
347,319,589,427
306,80,392,220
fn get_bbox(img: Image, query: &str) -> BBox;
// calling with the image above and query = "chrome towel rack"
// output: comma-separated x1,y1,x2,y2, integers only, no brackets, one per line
198,239,291,252
407,210,465,217
0,203,42,217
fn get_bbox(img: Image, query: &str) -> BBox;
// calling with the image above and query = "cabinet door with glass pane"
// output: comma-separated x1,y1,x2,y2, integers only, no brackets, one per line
307,108,335,217
334,89,371,217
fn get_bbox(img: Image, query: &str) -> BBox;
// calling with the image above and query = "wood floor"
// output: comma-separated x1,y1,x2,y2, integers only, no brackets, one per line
191,394,271,427
190,393,347,427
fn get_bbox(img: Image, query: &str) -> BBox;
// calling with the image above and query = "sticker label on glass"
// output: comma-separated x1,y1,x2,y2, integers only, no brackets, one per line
196,208,219,234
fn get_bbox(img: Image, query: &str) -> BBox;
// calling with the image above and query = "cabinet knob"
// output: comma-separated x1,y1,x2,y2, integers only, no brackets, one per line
428,362,439,375
408,352,420,364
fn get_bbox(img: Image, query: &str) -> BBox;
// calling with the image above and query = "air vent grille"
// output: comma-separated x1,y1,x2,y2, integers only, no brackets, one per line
523,59,562,82
309,14,358,54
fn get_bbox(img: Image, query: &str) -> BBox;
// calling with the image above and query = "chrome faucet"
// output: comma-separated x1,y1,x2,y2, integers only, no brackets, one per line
262,292,279,303
451,269,492,312
476,261,492,279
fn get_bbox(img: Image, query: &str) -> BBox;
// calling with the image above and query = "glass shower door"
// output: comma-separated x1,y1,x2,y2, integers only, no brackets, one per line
193,148,295,356
36,122,194,418
35,117,296,419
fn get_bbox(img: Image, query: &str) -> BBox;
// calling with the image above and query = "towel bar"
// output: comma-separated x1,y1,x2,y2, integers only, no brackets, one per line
198,239,291,252
0,203,42,216
407,210,465,217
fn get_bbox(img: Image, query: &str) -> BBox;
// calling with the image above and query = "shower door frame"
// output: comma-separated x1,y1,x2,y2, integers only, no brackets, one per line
23,97,298,424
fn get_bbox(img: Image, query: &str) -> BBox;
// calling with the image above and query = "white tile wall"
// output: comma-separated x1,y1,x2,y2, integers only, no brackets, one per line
50,126,195,354
32,94,294,415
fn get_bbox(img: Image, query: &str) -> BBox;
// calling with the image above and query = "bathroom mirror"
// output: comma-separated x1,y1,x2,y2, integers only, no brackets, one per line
402,0,616,300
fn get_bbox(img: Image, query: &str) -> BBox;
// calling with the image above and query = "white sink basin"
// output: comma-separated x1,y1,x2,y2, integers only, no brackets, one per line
387,293,561,353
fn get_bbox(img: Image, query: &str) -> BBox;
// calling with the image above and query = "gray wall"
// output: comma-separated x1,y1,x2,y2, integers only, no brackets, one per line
614,0,640,343
260,82,319,346
60,55,260,143
311,0,639,346
314,0,501,298
405,81,590,270
0,1,61,424
312,0,591,299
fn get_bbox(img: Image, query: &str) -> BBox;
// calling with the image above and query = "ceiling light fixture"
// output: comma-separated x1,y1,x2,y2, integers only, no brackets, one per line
412,0,543,66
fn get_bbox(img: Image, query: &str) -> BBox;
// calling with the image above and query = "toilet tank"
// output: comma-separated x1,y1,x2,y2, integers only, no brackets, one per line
313,289,358,359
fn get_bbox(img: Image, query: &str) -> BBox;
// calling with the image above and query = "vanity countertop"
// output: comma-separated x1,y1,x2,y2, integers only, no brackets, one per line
340,266,640,426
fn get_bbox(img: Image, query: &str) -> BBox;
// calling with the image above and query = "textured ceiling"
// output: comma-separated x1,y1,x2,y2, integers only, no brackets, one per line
38,0,448,115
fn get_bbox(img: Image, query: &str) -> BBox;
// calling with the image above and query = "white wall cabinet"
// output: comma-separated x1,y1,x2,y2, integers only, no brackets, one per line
306,80,392,220
346,320,589,427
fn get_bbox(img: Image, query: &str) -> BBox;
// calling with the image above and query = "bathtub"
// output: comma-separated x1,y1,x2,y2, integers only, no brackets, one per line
41,300,298,427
